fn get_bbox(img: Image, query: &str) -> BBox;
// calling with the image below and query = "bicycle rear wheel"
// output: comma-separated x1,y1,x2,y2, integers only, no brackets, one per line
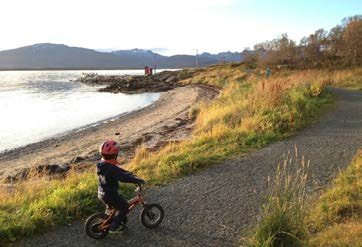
84,212,109,239
140,203,164,229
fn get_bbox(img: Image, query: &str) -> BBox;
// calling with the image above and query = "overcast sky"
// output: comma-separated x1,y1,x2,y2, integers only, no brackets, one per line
0,0,360,55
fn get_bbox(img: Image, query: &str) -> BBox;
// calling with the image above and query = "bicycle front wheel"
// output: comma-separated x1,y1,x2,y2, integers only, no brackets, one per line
140,203,164,229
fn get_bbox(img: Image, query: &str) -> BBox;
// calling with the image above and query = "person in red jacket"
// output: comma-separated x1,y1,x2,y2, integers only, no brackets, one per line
97,140,145,233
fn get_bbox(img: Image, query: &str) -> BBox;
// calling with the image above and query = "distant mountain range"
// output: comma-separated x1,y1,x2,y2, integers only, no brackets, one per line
0,43,249,70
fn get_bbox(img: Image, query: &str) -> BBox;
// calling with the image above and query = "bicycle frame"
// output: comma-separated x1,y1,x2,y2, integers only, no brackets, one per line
98,192,144,230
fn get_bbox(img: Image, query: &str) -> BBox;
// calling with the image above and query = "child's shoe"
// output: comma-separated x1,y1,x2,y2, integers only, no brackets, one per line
109,224,128,233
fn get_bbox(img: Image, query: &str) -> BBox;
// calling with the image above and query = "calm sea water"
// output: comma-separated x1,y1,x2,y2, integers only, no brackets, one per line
0,70,160,152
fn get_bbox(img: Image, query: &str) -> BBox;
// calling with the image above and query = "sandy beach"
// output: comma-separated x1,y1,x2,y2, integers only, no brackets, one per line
0,84,218,182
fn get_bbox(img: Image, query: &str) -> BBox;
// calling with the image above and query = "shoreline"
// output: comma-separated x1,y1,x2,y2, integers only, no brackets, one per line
0,94,160,157
0,84,219,183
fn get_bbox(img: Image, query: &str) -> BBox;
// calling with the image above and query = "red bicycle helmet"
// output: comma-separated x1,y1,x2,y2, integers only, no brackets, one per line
99,140,120,155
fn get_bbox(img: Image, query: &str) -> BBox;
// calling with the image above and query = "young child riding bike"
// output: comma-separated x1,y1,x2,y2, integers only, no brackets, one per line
97,140,145,233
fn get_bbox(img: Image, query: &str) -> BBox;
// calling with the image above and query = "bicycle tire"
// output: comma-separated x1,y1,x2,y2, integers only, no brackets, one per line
140,203,164,229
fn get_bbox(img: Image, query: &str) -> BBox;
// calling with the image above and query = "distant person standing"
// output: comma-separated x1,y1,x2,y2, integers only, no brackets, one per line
266,68,271,76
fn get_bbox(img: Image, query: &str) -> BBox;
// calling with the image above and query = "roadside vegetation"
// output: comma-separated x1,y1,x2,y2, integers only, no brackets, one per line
0,172,134,242
307,149,362,247
249,148,309,247
249,149,361,247
130,65,337,184
1,14,361,244
329,68,362,90
245,15,361,246
0,63,342,243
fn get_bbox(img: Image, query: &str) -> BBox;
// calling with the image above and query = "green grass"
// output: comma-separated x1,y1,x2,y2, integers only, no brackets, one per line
0,64,343,243
307,149,362,246
0,173,134,242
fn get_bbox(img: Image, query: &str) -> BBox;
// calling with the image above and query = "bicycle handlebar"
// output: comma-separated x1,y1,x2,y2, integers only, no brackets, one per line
135,183,143,194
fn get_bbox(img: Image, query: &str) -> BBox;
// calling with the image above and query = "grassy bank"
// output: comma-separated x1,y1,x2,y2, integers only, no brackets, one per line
249,149,361,247
1,64,358,243
0,172,134,242
0,173,99,241
130,66,336,184
308,149,362,246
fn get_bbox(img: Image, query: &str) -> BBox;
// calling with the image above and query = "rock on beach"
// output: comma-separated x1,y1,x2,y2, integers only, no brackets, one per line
76,70,194,93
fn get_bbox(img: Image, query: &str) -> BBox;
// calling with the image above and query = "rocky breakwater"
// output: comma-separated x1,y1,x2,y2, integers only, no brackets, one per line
76,70,194,93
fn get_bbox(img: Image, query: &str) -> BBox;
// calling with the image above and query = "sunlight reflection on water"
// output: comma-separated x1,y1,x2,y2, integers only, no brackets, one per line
0,70,159,152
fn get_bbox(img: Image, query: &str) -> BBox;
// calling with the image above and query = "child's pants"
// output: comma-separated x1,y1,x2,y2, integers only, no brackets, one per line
98,191,129,230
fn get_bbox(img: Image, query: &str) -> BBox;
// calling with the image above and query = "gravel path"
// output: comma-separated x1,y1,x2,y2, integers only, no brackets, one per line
14,87,362,247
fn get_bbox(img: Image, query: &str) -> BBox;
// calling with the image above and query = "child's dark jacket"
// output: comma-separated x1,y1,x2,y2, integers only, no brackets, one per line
97,161,141,194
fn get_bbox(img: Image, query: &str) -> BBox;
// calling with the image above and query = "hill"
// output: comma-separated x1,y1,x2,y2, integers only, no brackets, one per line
0,43,246,70
0,43,128,70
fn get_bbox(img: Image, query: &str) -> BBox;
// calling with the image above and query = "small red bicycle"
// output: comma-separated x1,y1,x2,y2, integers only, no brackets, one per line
84,184,164,239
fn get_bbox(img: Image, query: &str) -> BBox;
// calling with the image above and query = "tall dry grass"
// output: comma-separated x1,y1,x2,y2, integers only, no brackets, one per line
240,70,334,134
330,68,362,90
249,147,310,247
249,148,361,247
